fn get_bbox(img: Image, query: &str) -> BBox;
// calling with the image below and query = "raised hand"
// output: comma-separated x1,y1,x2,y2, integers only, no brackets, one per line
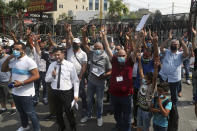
92,24,96,31
64,22,72,32
152,32,158,43
48,32,52,38
81,25,88,36
26,27,31,36
192,27,197,36
100,25,107,37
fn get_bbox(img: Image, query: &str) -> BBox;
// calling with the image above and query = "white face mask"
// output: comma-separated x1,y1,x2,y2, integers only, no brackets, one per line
61,43,66,47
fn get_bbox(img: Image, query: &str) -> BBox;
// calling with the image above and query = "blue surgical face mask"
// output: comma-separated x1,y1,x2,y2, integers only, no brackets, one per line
94,49,102,55
13,50,21,58
160,95,164,98
184,38,188,42
112,50,118,55
146,43,152,48
118,57,126,63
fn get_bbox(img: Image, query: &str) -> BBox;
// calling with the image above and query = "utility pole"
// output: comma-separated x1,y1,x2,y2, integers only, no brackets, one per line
100,0,103,25
172,2,174,15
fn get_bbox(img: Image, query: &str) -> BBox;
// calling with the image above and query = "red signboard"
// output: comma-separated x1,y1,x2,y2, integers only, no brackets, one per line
27,0,57,13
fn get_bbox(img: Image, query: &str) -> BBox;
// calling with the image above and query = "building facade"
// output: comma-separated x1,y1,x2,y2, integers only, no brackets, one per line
52,0,109,23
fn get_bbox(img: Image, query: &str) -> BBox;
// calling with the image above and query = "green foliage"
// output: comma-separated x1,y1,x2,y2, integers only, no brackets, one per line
9,0,29,11
108,0,129,20
57,13,68,21
0,0,29,16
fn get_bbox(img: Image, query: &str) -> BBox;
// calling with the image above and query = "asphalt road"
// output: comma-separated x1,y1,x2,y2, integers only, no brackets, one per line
0,79,197,131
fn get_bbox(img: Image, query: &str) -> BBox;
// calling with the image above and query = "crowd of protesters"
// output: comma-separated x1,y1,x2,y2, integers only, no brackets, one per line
0,22,197,131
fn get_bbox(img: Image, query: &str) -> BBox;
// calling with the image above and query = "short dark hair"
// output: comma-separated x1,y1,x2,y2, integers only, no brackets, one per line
144,46,154,54
15,41,26,50
52,47,65,54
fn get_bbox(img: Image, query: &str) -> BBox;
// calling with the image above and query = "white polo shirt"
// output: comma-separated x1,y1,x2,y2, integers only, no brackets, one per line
9,55,37,96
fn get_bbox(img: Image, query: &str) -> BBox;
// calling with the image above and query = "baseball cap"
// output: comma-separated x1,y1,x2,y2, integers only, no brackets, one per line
73,38,81,43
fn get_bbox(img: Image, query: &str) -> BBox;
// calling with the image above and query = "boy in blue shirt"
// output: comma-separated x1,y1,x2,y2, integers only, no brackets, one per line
151,82,172,131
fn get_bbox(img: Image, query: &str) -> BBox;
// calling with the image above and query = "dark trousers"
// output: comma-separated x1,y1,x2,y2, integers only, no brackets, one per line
133,87,139,125
169,81,181,106
182,58,190,80
34,71,47,101
111,95,132,131
13,95,40,131
51,89,76,130
79,77,87,111
47,84,55,114
153,124,167,131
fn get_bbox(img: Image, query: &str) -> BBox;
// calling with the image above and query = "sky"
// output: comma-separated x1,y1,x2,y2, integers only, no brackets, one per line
123,0,191,15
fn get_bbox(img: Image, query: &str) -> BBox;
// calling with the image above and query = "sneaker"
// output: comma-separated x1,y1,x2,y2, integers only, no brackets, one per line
186,80,191,85
16,125,30,131
97,118,103,127
0,109,7,114
44,114,56,121
80,116,89,123
9,109,17,116
42,98,48,105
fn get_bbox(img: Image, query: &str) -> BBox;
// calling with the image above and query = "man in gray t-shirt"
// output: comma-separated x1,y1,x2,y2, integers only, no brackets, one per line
0,45,16,115
80,42,112,127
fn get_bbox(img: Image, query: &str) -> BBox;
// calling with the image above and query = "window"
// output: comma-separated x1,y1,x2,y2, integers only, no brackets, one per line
104,0,108,11
59,4,63,8
89,0,93,10
83,0,86,2
76,5,78,9
95,0,99,10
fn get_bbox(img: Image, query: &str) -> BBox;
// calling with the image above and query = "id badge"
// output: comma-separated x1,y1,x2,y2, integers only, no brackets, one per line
116,76,123,82
92,68,98,72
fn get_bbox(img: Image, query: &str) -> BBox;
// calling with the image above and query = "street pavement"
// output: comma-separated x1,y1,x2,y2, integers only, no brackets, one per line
0,79,197,131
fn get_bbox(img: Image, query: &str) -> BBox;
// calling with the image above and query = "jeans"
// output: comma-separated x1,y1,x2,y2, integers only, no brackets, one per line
34,71,47,102
137,108,152,130
79,77,87,111
182,58,190,80
111,95,132,131
13,95,40,131
153,124,167,131
86,81,105,118
169,81,181,106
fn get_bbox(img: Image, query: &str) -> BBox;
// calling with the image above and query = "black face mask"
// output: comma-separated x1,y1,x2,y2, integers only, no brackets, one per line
73,43,80,50
170,45,177,51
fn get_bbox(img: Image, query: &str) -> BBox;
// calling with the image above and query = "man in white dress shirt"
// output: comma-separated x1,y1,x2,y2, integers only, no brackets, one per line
45,47,79,131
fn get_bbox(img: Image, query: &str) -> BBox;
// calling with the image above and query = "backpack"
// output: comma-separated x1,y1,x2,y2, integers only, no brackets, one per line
162,99,179,131
154,97,179,131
